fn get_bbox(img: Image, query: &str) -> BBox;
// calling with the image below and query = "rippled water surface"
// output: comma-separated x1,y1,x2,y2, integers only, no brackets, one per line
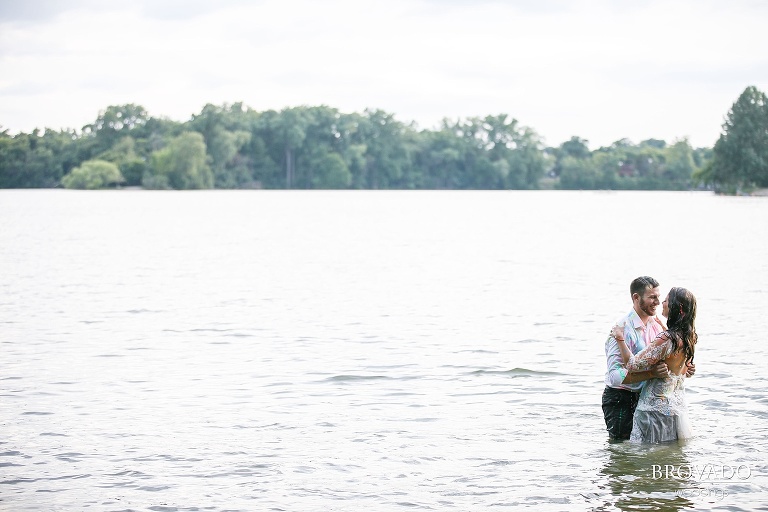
1,190,767,511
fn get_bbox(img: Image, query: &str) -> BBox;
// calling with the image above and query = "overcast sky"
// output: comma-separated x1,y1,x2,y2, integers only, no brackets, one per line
1,0,767,148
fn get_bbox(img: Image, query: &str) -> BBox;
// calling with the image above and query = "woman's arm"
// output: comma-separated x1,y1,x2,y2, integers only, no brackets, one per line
625,333,673,372
612,327,673,372
610,325,670,380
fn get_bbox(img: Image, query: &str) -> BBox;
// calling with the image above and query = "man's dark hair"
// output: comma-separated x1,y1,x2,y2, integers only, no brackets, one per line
630,276,659,297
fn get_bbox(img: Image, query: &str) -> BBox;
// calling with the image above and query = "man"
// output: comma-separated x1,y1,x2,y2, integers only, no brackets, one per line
602,276,691,440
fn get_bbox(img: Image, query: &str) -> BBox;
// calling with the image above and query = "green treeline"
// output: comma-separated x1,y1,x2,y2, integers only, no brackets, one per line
1,86,766,191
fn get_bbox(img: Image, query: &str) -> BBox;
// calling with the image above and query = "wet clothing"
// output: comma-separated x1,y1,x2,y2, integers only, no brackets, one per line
601,386,639,440
604,310,665,391
624,333,693,443
602,310,665,439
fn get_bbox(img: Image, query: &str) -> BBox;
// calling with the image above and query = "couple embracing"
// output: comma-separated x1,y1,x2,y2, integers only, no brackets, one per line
602,276,698,443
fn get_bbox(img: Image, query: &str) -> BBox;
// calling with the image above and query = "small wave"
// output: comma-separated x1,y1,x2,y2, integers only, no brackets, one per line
55,452,85,462
365,364,417,370
0,474,91,485
481,459,518,466
262,381,294,387
469,368,563,377
137,485,172,492
326,375,391,382
108,470,150,478
699,399,731,408
130,454,204,463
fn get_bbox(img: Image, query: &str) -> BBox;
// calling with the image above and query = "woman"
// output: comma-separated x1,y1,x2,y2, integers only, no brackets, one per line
612,287,698,443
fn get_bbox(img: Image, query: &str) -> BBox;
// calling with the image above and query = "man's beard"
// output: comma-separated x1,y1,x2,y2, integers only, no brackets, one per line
639,299,656,317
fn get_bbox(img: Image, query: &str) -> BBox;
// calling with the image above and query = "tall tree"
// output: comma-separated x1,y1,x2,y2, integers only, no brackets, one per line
274,108,309,188
353,109,414,189
550,136,590,180
711,85,768,191
82,104,150,157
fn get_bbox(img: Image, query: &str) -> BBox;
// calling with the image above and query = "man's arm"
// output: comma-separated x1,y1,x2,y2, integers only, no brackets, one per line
622,365,668,384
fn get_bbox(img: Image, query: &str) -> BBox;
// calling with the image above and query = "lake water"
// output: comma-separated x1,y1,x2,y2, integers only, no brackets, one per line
1,190,766,511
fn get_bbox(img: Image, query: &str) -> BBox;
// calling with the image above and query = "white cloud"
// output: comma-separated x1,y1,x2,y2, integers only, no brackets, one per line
1,0,767,147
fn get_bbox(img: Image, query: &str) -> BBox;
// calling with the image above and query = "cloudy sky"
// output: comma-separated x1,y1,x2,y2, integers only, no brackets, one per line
1,0,767,148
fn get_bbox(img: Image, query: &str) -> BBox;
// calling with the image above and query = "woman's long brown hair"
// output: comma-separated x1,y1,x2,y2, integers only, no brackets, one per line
665,287,698,363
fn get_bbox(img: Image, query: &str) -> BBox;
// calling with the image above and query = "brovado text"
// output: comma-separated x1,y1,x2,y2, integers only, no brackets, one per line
652,464,752,481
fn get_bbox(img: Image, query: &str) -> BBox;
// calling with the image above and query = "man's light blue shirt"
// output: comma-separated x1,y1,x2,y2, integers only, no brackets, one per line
604,309,664,391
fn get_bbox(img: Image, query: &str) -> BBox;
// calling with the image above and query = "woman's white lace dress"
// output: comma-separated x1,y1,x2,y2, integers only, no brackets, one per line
625,334,693,443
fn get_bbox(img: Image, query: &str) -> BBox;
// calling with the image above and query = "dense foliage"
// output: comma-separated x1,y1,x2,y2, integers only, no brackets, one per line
548,136,705,191
696,86,768,193
0,101,719,190
61,159,124,189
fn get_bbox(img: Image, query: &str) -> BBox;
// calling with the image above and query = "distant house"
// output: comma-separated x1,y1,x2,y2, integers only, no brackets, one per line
618,162,635,178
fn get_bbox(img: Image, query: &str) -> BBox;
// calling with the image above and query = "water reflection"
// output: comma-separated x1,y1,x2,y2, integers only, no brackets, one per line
591,441,695,511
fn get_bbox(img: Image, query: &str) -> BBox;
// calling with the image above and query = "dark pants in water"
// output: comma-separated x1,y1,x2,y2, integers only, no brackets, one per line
602,386,640,440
